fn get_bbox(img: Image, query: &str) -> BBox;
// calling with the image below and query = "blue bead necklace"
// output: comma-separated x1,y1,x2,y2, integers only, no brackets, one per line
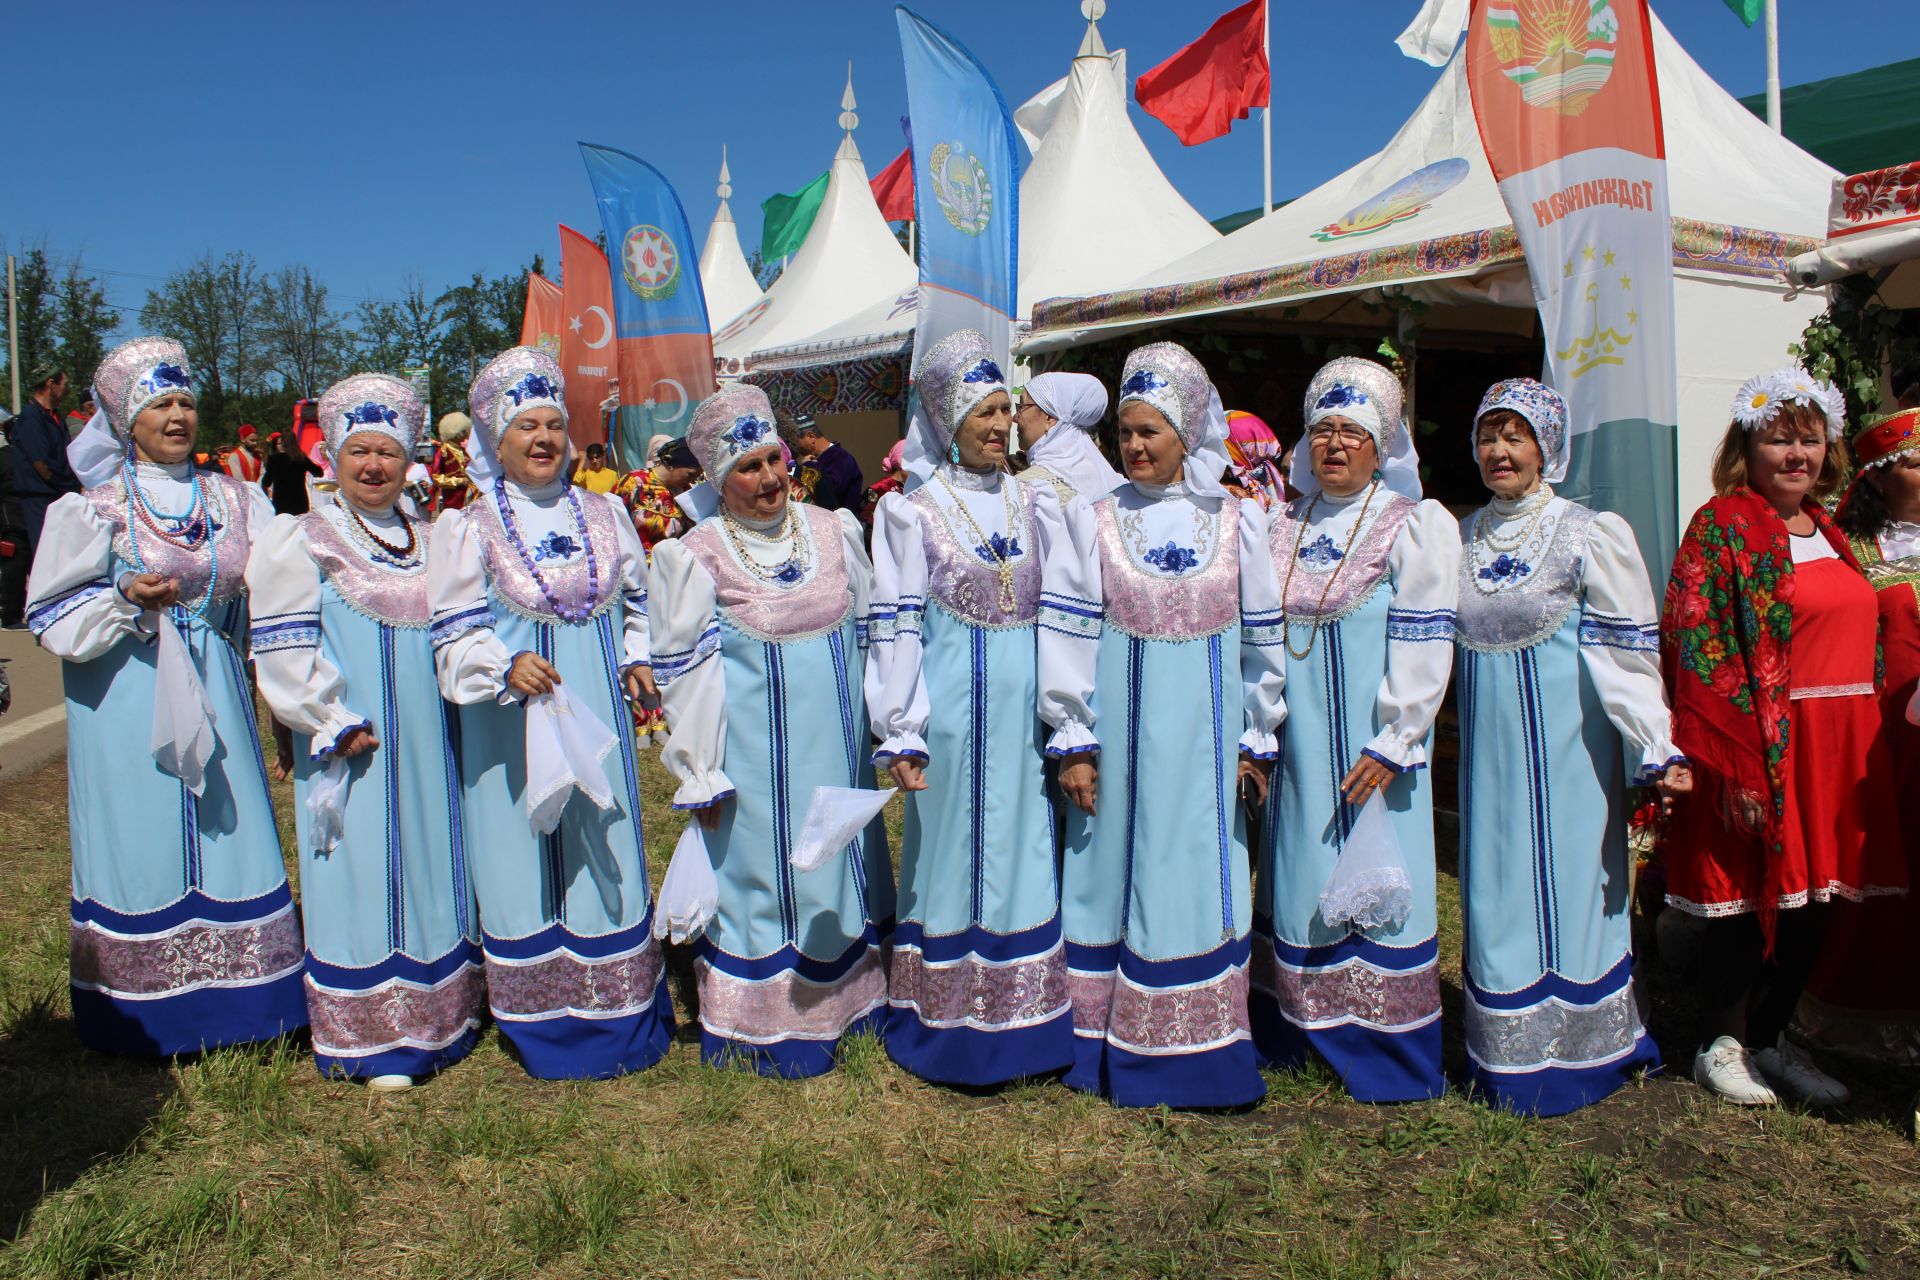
121,458,219,619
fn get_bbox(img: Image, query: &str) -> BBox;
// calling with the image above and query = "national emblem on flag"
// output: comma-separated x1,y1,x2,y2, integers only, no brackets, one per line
622,225,681,301
1487,0,1621,117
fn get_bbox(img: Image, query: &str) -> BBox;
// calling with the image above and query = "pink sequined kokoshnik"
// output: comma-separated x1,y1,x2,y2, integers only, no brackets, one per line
1094,495,1241,641
680,505,853,642
301,511,431,628
1268,493,1414,623
86,471,253,610
908,484,1041,627
467,490,624,622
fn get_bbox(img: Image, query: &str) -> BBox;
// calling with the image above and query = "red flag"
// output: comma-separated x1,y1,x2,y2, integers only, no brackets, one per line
1134,0,1269,146
520,271,564,356
871,145,915,221
557,224,616,450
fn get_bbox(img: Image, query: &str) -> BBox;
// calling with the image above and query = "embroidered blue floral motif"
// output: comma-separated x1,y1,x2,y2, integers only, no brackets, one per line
170,514,222,544
137,362,192,396
721,414,773,454
531,530,582,562
1314,383,1369,413
773,560,805,585
1297,533,1345,568
1121,368,1170,398
1477,553,1532,583
504,373,559,407
346,401,399,430
1143,541,1200,573
963,358,1004,385
974,532,1022,563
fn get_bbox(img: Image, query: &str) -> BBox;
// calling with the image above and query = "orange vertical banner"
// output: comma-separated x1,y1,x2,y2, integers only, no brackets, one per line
520,271,564,358
557,225,616,450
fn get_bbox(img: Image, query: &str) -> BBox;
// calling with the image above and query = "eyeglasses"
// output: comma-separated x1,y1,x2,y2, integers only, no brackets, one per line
1307,423,1371,448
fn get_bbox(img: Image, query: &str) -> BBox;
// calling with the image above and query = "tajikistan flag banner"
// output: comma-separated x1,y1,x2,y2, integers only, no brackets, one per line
896,5,1020,379
1466,0,1679,581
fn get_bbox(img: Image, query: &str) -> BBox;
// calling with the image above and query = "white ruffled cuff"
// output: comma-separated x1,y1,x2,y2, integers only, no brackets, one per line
1045,719,1100,758
1632,741,1686,787
870,732,929,767
311,709,373,762
1239,729,1279,761
671,770,737,811
1362,728,1427,773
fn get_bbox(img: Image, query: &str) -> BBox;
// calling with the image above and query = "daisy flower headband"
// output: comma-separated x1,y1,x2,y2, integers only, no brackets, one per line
1730,366,1846,441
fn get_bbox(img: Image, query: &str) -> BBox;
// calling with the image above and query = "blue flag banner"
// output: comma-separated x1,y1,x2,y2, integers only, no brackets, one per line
895,6,1020,377
578,143,717,456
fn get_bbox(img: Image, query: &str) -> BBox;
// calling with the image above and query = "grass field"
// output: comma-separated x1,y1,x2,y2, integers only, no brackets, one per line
1,733,1916,1279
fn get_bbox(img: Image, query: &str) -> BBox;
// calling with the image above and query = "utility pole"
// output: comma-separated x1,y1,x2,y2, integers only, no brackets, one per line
6,255,18,414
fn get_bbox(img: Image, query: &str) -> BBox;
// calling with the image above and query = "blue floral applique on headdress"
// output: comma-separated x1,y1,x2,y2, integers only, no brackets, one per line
963,358,1005,385
505,373,559,406
347,401,400,430
1121,368,1170,398
137,362,192,396
1314,383,1368,413
721,413,773,455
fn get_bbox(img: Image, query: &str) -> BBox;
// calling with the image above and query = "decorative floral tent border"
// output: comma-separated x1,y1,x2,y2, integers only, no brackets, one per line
741,352,909,416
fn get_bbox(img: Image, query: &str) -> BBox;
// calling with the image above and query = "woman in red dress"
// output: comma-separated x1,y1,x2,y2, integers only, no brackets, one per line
1661,368,1904,1108
1797,406,1920,1067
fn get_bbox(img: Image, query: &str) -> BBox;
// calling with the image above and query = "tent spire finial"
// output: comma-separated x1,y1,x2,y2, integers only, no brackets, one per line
1078,0,1110,58
717,145,732,201
839,61,859,135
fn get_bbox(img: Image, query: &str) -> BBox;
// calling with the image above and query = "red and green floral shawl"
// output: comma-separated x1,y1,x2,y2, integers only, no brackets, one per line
1659,488,1862,861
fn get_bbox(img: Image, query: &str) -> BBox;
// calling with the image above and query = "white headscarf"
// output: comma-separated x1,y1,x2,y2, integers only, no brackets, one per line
1023,372,1122,500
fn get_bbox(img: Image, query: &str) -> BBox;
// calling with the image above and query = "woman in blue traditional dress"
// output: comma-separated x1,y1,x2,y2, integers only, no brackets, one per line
648,384,893,1078
426,346,670,1080
1251,356,1460,1104
27,336,306,1055
248,374,484,1087
1452,378,1687,1114
866,330,1076,1087
1039,341,1287,1109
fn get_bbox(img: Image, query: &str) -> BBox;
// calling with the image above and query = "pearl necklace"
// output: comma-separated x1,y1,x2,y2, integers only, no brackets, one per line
935,471,1022,611
721,504,810,585
1476,484,1554,553
492,478,602,623
1279,480,1380,661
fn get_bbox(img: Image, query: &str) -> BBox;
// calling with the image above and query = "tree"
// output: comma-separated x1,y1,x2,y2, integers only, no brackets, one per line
434,272,507,386
54,261,117,404
260,264,347,398
215,252,268,398
140,255,232,415
3,247,60,396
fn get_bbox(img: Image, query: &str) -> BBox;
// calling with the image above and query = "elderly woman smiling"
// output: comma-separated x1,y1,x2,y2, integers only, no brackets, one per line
427,346,670,1081
27,336,306,1056
1451,378,1686,1115
248,373,484,1088
648,384,894,1079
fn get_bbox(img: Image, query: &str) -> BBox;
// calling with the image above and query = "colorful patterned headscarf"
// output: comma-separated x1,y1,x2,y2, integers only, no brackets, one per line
1474,377,1570,484
1224,410,1284,506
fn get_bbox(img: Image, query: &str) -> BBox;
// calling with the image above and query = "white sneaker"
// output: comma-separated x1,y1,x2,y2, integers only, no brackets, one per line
368,1073,414,1092
1754,1037,1851,1107
1693,1036,1779,1106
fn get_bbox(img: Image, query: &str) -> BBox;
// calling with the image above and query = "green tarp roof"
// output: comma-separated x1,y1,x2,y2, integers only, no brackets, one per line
1738,57,1920,176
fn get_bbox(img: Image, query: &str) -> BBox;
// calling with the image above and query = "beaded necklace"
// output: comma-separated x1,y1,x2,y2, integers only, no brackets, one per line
338,502,421,566
1279,479,1380,660
1467,484,1557,595
721,502,810,585
121,458,218,619
934,471,1022,611
492,477,601,622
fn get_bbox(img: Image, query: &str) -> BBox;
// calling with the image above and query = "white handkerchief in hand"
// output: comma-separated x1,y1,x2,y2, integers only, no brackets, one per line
655,821,720,943
524,683,618,836
1317,792,1414,933
790,786,896,873
307,755,350,855
152,615,217,797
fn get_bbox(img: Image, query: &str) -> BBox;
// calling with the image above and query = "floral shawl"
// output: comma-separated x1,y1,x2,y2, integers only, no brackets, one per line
1660,488,1863,909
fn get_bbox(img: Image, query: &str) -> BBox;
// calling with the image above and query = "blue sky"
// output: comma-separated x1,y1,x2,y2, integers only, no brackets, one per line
8,0,1912,329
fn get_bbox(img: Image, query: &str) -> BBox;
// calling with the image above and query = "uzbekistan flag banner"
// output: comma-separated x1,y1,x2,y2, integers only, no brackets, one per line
556,224,617,452
896,5,1019,380
579,143,718,461
521,272,564,360
1466,0,1679,580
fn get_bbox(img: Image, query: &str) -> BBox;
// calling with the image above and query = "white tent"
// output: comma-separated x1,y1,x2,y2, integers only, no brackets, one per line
1023,12,1837,518
698,147,765,336
1786,161,1920,303
712,68,916,376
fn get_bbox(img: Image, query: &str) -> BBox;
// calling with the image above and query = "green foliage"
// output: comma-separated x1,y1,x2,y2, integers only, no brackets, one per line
0,246,118,416
1791,274,1920,426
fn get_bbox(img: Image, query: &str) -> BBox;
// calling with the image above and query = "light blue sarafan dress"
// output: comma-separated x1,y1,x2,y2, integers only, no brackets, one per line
28,463,308,1055
1455,492,1671,1114
428,476,672,1080
651,503,894,1078
249,504,484,1080
866,467,1076,1087
1253,487,1459,1103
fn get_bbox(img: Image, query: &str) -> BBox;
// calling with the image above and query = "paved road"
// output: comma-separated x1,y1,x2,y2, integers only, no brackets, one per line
0,629,65,778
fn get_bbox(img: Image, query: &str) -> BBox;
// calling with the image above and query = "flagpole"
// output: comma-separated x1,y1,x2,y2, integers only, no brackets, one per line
1261,0,1274,215
1764,0,1781,132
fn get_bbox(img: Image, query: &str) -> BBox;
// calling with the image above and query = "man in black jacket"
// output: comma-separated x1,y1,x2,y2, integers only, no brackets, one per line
10,363,81,552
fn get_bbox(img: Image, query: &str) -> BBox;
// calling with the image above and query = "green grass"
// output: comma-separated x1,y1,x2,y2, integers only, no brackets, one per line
1,734,1917,1278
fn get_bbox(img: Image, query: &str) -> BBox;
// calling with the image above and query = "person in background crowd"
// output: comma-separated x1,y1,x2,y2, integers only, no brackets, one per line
248,373,484,1089
263,427,323,516
428,412,475,513
780,409,864,512
223,424,265,484
26,336,307,1055
67,392,95,440
0,410,27,628
1452,379,1683,1115
649,383,894,1078
857,439,908,531
573,442,620,494
1796,404,1920,1069
1661,367,1904,1108
12,362,82,552
1223,410,1286,509
622,435,700,559
1014,371,1121,508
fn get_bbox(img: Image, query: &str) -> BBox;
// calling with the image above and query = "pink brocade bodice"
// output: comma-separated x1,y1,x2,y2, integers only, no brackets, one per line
908,482,1041,628
1268,492,1413,624
468,489,624,623
86,470,253,609
1094,494,1241,641
681,505,854,642
302,511,431,629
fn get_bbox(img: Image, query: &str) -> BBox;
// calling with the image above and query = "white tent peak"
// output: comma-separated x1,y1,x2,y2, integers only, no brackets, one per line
1078,0,1109,58
699,144,764,336
837,63,861,162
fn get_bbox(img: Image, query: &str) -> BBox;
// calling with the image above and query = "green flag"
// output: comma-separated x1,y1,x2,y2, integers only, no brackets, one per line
760,172,830,262
1722,0,1763,26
